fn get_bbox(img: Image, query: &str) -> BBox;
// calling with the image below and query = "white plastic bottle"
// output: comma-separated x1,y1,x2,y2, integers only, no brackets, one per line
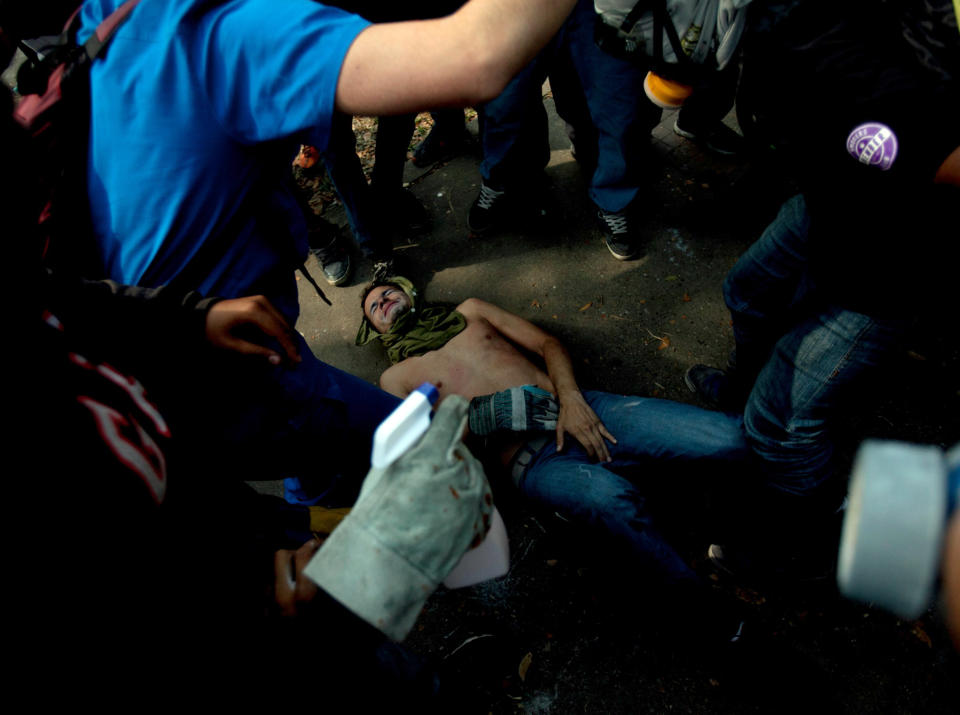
371,383,510,588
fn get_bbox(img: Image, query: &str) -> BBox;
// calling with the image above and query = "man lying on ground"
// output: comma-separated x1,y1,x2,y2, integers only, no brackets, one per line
355,276,755,641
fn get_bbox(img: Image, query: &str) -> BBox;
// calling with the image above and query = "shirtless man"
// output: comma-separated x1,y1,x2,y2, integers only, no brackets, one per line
360,279,754,606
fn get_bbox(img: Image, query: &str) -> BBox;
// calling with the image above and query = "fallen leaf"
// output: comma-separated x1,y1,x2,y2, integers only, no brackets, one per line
709,678,720,687
639,299,647,304
578,302,592,312
546,559,558,566
682,292,691,302
665,275,679,281
657,336,671,350
531,299,542,309
912,622,933,648
518,652,533,681
552,314,558,320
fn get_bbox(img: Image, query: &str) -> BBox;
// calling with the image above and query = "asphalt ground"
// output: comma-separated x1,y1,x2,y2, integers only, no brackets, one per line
287,93,959,712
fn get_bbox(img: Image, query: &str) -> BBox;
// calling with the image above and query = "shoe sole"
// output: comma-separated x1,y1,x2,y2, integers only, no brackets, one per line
604,238,638,261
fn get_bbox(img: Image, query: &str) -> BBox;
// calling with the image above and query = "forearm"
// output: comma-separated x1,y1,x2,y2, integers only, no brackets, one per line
542,337,582,400
336,0,577,115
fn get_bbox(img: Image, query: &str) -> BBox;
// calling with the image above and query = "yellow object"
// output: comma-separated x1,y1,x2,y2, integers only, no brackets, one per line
308,506,351,535
643,71,693,109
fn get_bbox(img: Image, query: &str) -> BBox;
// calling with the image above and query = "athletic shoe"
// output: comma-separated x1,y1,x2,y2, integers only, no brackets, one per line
467,181,508,234
707,543,835,583
597,208,640,260
309,236,352,286
673,119,744,156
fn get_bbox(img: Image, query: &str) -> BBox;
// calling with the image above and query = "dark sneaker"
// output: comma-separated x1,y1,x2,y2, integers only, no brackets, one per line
597,209,640,260
309,236,352,286
684,363,745,410
673,119,744,156
467,181,508,234
707,543,835,584
412,125,472,168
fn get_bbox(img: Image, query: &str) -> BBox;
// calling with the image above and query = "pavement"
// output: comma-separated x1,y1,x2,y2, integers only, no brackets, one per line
283,90,959,712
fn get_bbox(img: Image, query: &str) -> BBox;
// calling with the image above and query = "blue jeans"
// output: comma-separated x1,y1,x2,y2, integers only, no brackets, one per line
479,0,660,212
517,391,751,586
725,195,908,499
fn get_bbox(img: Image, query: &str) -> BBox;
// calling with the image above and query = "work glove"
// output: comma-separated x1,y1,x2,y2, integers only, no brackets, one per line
303,395,492,641
468,385,558,436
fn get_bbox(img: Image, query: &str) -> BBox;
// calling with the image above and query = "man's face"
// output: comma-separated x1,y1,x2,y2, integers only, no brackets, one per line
364,284,412,333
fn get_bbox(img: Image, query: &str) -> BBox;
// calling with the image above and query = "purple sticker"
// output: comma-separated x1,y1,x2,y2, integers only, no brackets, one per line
846,123,898,171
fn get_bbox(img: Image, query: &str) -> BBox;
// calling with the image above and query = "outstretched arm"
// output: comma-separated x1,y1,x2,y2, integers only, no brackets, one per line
456,299,616,461
335,0,577,116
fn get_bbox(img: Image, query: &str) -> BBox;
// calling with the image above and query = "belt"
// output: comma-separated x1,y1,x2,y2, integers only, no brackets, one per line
508,434,551,487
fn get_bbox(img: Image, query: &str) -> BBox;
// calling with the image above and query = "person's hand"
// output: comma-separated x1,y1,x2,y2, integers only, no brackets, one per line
556,390,617,462
303,395,492,641
204,295,301,365
273,538,324,617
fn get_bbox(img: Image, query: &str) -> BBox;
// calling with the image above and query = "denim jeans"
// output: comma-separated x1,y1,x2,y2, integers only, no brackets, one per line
725,195,908,499
517,391,751,586
479,0,661,212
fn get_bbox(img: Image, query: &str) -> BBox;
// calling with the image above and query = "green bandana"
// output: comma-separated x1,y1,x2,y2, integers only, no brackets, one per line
356,276,467,364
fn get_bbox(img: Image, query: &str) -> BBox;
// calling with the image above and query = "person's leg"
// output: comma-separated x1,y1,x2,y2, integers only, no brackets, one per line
469,54,552,234
477,54,552,193
562,0,660,213
675,60,743,156
517,391,751,585
321,112,392,262
686,194,816,408
744,307,908,501
723,194,816,369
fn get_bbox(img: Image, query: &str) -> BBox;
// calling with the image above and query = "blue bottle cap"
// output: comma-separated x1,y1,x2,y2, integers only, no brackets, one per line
414,382,439,406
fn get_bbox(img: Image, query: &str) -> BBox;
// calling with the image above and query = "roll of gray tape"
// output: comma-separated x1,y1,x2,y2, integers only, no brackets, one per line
838,440,946,619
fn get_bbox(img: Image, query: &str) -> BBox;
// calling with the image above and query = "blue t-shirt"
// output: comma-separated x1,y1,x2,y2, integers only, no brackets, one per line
79,0,370,319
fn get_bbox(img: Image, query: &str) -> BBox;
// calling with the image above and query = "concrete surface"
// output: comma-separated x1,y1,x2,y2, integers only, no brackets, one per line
290,94,959,713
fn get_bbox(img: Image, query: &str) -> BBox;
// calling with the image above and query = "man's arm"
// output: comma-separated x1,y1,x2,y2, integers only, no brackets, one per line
335,0,577,116
456,299,616,461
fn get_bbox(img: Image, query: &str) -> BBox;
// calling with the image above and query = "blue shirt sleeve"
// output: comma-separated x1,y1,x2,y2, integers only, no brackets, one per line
192,0,370,147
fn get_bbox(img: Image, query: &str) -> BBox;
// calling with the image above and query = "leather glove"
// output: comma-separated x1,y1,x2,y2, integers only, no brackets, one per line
303,395,492,640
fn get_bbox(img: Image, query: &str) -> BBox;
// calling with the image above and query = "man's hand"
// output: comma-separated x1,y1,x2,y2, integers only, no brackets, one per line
556,390,617,462
205,295,301,365
273,538,324,617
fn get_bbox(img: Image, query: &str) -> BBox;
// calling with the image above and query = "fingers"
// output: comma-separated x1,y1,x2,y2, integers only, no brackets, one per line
206,296,302,364
248,296,302,363
273,539,323,617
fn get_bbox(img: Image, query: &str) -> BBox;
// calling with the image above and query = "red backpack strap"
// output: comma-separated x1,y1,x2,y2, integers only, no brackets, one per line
83,0,142,61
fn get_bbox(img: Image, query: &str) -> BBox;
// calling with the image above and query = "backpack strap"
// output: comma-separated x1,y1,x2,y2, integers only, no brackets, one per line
83,0,142,61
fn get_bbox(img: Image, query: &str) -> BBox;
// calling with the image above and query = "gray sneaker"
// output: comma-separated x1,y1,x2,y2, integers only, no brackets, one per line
309,237,352,286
